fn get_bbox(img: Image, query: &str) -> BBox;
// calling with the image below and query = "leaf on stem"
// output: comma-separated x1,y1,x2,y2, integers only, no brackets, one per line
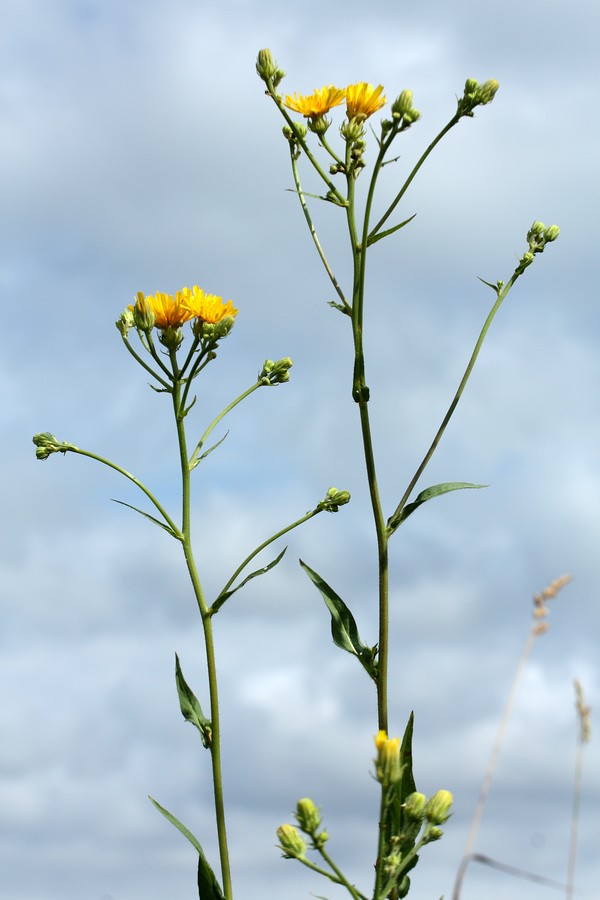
189,431,229,471
175,654,212,748
211,547,287,614
148,797,225,900
111,499,178,538
367,213,416,247
299,560,378,680
388,482,486,533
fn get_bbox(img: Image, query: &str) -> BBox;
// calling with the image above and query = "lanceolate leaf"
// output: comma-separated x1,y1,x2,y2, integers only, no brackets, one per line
388,482,487,533
212,548,287,614
299,560,377,681
175,654,212,748
111,499,178,537
148,797,224,900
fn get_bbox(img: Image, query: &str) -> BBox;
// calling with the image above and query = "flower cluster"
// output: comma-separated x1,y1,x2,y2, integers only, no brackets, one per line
284,81,386,127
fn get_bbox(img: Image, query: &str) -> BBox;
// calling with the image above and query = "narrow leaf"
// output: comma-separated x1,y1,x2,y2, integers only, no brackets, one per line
212,548,287,614
148,797,224,900
111,499,177,537
189,431,229,471
300,560,377,680
389,482,486,532
175,654,212,748
367,213,416,246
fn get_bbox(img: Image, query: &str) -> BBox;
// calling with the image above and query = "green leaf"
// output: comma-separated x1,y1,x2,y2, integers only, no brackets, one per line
299,560,377,681
189,431,229,471
148,797,224,900
389,482,487,533
212,547,287,614
175,654,212,748
111,499,177,537
367,212,416,246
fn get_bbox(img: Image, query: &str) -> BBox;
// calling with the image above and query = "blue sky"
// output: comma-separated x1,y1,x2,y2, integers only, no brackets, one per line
2,1,599,898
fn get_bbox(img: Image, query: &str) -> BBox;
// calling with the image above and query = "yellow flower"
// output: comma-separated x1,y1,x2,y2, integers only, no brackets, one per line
345,82,386,120
183,286,238,324
130,287,237,331
132,290,195,330
284,85,346,118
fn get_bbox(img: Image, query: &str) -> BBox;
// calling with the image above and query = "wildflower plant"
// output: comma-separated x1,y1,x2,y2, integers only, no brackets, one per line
33,48,560,900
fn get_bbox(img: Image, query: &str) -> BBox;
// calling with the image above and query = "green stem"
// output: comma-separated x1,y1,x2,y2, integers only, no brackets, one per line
172,380,233,900
189,380,263,470
368,114,460,243
66,447,181,537
120,335,172,391
289,148,350,312
316,844,367,900
388,277,517,533
213,506,322,612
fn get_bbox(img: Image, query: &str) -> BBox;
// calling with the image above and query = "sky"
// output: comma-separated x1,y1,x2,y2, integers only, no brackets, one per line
2,1,599,898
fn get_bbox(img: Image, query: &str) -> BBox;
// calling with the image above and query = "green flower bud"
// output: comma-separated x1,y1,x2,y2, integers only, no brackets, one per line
295,798,321,834
529,220,546,237
259,357,293,385
32,432,76,460
464,78,479,95
475,79,499,105
340,118,366,143
317,487,351,513
422,824,444,843
544,224,560,242
313,830,329,849
256,48,283,83
116,307,135,337
276,824,307,859
392,89,413,117
425,789,453,825
131,292,156,332
403,791,427,821
159,325,184,351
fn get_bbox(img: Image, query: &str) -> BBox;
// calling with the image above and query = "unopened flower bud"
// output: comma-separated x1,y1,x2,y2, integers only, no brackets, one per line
317,487,351,513
425,789,453,825
295,798,321,834
391,89,414,118
313,830,329,849
116,307,135,337
464,78,479,95
32,432,75,460
529,220,546,237
374,731,402,785
132,292,156,332
276,824,307,859
422,824,443,843
256,49,278,81
475,79,499,105
544,224,560,242
340,118,365,143
259,357,293,385
159,326,184,351
403,791,427,821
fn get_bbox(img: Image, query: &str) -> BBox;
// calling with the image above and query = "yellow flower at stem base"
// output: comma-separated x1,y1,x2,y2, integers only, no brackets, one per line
284,85,346,118
183,286,238,325
346,82,386,120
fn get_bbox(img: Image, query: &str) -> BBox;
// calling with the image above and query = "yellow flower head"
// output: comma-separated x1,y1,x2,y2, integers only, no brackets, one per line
284,85,346,118
133,290,195,330
183,286,238,324
345,82,386,120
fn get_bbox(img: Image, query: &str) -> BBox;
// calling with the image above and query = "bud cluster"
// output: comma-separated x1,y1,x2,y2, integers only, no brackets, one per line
259,357,293,385
277,797,329,861
457,77,500,117
389,89,421,130
33,432,77,460
317,487,352,513
255,48,285,89
517,220,560,273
